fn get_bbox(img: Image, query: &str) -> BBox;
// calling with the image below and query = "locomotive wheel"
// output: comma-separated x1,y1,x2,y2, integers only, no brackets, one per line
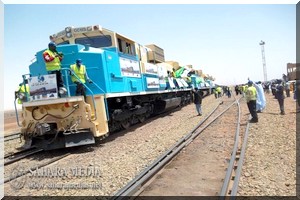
121,120,130,129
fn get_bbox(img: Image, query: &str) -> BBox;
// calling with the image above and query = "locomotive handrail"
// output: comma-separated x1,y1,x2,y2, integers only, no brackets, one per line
14,99,22,127
61,68,98,121
14,74,32,127
89,81,110,121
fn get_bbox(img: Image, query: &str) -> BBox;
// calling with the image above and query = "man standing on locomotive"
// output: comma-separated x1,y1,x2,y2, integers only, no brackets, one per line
43,42,64,91
70,59,92,102
15,80,30,104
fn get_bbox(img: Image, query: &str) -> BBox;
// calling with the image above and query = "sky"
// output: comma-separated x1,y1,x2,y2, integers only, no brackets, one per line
2,2,297,111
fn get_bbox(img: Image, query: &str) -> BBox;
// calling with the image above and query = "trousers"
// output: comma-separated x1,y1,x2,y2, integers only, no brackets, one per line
247,100,258,121
75,82,86,101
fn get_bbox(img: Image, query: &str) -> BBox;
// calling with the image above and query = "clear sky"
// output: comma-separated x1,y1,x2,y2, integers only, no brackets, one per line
2,3,296,110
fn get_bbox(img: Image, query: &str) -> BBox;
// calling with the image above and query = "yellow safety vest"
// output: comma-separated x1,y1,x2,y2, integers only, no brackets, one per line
70,64,86,83
44,49,61,71
17,84,29,104
241,85,245,92
246,86,257,102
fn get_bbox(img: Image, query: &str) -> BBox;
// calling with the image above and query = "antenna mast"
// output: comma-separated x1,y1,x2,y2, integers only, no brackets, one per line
259,40,267,82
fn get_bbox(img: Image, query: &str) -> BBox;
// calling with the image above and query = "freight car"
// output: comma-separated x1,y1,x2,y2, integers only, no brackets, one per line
14,25,214,150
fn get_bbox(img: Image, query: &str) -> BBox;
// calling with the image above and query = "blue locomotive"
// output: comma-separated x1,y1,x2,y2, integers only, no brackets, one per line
15,25,214,150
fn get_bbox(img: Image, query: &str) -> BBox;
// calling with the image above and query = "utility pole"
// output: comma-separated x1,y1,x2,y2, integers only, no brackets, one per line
259,40,267,82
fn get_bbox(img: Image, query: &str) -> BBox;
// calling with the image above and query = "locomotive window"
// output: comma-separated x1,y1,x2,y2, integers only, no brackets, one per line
117,38,135,56
75,35,112,48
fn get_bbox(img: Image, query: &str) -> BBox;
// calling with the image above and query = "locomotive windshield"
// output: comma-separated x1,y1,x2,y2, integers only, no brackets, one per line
75,35,112,48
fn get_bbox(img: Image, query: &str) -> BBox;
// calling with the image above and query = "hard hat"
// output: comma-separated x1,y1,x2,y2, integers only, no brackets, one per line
48,42,56,47
248,80,253,85
76,59,82,63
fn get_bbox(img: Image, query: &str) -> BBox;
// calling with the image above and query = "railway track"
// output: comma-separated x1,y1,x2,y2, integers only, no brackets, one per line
4,153,71,185
6,93,240,194
4,147,44,166
112,96,243,198
219,113,251,198
3,132,21,142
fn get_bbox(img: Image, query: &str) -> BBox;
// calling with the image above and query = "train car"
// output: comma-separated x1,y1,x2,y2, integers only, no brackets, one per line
14,25,214,150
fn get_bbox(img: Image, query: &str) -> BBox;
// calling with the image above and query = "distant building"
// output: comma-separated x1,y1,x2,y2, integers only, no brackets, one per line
287,63,300,81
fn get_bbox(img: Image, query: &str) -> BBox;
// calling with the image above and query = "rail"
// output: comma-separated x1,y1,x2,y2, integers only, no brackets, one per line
219,96,250,198
112,98,238,198
14,99,22,127
89,81,110,121
3,133,21,142
14,74,32,127
230,115,251,198
4,148,44,166
219,97,241,198
4,153,71,184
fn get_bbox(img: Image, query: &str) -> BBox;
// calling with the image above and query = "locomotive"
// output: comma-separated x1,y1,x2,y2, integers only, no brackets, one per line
14,25,214,150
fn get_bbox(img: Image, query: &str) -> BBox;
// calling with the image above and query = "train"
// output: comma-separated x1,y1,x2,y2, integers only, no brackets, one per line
14,25,215,150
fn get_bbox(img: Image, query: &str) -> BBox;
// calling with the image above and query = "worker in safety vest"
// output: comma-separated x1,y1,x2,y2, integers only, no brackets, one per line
43,42,64,90
15,81,29,104
216,86,222,98
245,80,258,123
70,59,92,101
242,85,247,97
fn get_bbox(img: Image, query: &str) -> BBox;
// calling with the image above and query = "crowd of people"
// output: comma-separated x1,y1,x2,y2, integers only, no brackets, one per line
192,78,300,123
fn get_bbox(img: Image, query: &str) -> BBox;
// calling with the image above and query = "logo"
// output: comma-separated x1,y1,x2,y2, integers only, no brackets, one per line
9,165,27,190
38,75,45,82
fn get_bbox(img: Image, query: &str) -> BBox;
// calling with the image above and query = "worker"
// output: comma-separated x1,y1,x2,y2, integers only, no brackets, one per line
245,80,258,123
216,86,222,98
192,88,203,116
15,80,30,104
43,42,64,90
275,79,285,115
70,59,92,101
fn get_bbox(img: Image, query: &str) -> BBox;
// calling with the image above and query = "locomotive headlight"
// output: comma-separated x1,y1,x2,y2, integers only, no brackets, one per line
66,32,72,38
116,98,121,103
65,27,73,38
59,87,67,95
65,27,72,32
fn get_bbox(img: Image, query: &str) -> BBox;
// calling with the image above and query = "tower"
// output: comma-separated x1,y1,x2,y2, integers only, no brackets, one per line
259,40,267,82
